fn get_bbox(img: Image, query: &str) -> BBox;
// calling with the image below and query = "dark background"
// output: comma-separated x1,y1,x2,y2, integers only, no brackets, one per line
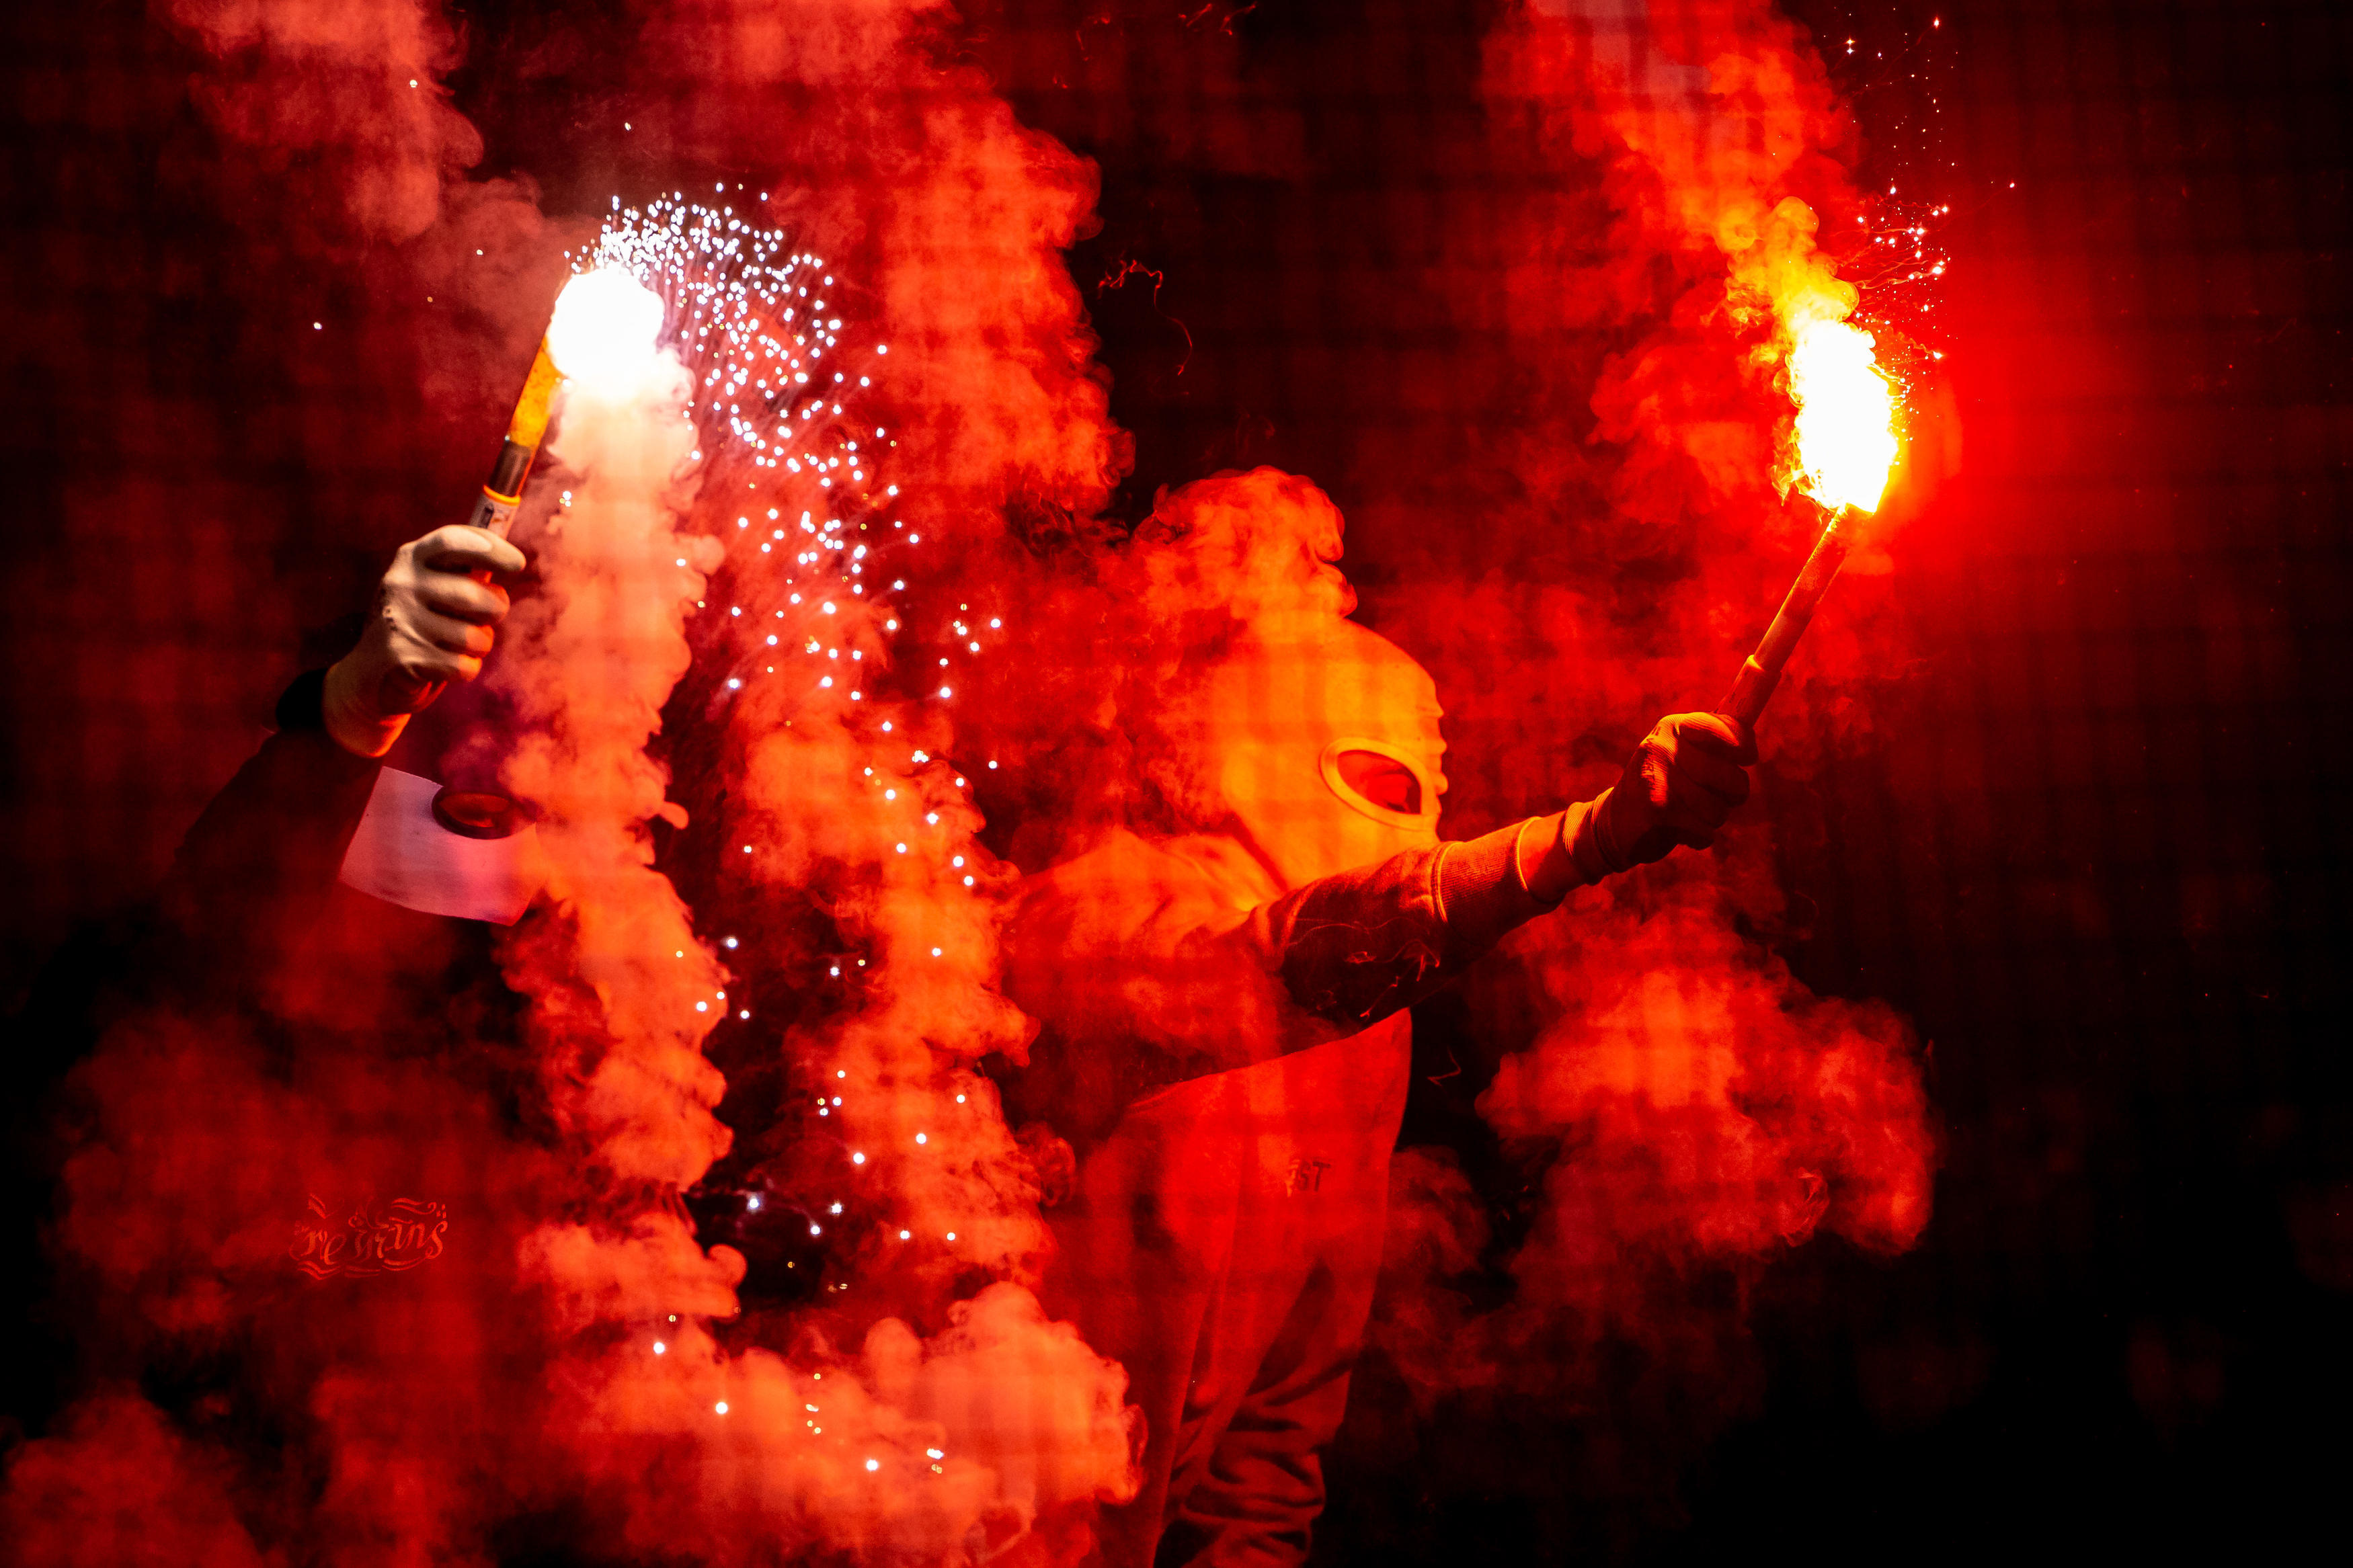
5,0,2350,1560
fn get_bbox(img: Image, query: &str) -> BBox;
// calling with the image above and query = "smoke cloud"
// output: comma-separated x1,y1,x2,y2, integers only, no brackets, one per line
1375,885,1932,1401
7,0,1940,1559
9,0,1140,1562
1308,0,1942,1501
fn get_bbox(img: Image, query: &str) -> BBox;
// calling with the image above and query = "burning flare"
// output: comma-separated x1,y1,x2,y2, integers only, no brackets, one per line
545,266,668,393
1787,317,1898,515
461,267,670,540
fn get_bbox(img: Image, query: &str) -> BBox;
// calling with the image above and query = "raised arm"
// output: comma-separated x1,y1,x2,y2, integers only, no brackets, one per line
1259,710,1757,1030
161,524,528,943
1003,712,1756,1132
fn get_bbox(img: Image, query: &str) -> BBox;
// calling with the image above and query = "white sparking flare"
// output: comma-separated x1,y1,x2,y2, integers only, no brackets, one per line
545,268,667,394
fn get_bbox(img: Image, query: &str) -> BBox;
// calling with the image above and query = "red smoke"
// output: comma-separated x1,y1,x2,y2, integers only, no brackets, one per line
0,1394,266,1567
637,0,1127,523
1310,0,1942,1479
1374,884,1932,1408
11,0,1143,1560
3,0,1941,1561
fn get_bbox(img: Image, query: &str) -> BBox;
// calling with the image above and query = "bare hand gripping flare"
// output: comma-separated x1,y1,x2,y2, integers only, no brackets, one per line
1720,317,1903,728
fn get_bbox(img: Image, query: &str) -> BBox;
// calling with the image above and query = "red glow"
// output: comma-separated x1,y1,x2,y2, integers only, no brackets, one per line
3,1,1941,1564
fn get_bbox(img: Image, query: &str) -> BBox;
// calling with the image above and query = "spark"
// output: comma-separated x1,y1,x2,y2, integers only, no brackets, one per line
571,196,897,556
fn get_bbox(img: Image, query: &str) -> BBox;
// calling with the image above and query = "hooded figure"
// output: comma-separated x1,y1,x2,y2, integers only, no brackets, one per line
1004,595,1755,1567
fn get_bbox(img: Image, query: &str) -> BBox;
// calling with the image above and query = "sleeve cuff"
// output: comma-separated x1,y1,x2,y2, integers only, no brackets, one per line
274,667,330,733
1431,819,1552,953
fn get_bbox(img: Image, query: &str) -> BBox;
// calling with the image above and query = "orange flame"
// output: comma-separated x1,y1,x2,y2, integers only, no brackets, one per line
1787,317,1898,515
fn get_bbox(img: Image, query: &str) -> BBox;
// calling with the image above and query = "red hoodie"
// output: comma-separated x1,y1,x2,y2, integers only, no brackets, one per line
1005,819,1560,1566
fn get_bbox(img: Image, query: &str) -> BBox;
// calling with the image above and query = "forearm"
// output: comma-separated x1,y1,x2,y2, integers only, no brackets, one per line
1000,800,1630,1116
1252,807,1605,1032
159,669,385,940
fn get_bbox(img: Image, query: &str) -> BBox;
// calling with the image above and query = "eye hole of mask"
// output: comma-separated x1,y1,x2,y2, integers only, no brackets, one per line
1333,749,1421,817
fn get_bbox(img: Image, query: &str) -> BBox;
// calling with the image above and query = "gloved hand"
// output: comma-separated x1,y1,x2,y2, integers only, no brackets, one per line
321,525,526,757
1525,712,1757,899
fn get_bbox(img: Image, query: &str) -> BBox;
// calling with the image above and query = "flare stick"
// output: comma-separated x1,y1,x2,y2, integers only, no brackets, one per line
391,313,561,714
460,266,668,540
1718,508,1856,729
466,341,563,538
